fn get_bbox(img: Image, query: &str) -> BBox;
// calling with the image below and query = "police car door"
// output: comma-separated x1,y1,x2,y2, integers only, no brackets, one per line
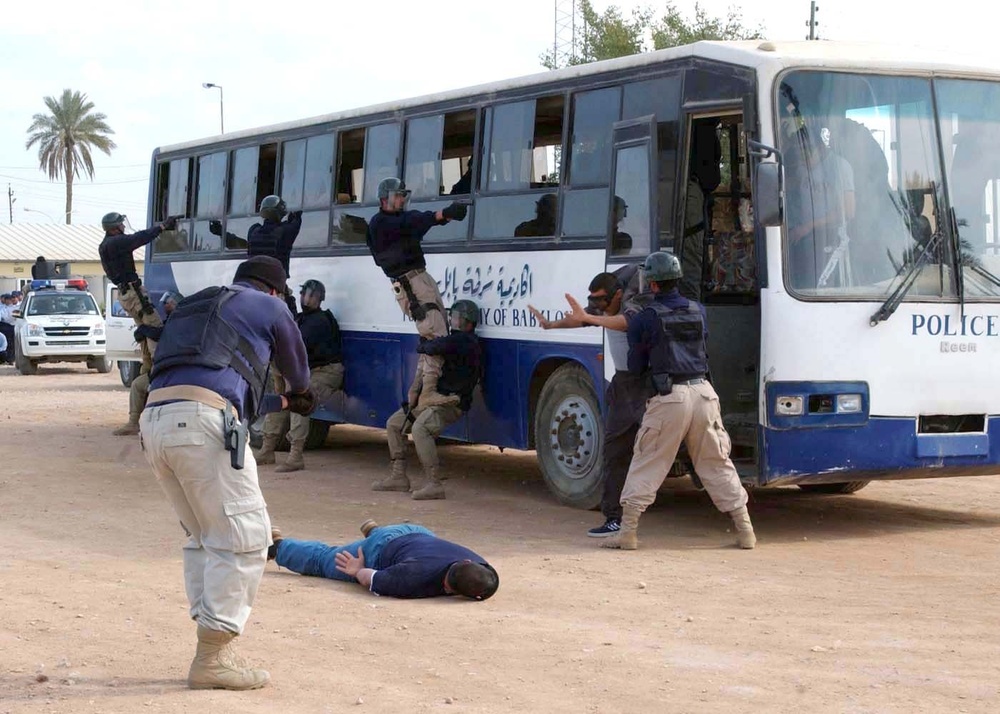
104,282,141,363
604,116,658,380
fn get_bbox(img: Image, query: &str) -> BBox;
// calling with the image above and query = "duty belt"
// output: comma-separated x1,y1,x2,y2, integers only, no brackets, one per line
674,377,705,385
147,385,239,419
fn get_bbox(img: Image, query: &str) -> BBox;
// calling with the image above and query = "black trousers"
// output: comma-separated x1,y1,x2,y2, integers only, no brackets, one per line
0,323,14,362
600,371,652,520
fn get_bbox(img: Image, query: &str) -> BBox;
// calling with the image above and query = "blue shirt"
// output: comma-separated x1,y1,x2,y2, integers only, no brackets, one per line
626,289,708,375
371,533,491,599
149,281,310,419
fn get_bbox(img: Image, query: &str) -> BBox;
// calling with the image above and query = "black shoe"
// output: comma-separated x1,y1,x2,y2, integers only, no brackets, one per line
267,527,283,561
587,518,621,538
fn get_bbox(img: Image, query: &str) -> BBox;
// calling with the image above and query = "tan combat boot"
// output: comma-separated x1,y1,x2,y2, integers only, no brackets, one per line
254,434,280,465
275,439,305,473
372,459,410,492
416,372,461,410
601,505,640,550
187,625,270,690
411,465,446,500
360,519,379,537
729,505,757,549
112,420,140,436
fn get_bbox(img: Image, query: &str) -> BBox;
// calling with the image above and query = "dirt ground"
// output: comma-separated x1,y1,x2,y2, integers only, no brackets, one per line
1,365,999,714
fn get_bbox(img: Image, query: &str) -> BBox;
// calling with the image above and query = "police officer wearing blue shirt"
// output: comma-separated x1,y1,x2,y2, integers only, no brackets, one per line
366,177,468,410
589,251,757,551
140,255,315,691
269,519,499,601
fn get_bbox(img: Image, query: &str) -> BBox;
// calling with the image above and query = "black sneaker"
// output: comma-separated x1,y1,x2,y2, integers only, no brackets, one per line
587,518,621,538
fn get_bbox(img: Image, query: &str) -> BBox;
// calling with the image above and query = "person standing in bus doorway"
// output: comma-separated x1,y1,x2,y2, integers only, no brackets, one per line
366,177,469,410
373,299,482,500
529,267,655,538
247,195,302,314
141,255,314,691
258,279,344,472
114,291,183,436
598,251,756,551
99,212,176,376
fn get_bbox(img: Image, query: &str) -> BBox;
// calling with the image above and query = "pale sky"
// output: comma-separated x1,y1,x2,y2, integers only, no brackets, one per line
2,0,998,228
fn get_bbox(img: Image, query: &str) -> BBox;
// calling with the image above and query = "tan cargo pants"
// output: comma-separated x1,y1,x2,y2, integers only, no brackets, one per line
119,283,163,371
140,401,271,634
386,404,463,470
288,363,344,442
620,382,748,514
392,269,447,380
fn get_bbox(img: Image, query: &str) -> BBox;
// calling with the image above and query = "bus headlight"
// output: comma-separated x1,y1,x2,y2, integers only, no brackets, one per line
775,396,804,415
836,393,863,414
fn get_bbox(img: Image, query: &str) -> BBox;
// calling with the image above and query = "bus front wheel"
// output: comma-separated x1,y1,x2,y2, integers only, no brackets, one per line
534,363,604,510
798,481,870,495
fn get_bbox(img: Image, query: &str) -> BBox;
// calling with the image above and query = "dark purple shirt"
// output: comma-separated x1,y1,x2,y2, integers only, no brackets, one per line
148,281,309,419
371,533,490,599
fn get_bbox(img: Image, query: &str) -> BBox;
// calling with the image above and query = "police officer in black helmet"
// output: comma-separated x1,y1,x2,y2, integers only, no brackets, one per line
247,195,301,313
374,299,482,500
366,177,469,410
99,211,177,377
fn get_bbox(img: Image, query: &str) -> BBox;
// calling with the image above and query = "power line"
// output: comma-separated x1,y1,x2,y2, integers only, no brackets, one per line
0,173,147,185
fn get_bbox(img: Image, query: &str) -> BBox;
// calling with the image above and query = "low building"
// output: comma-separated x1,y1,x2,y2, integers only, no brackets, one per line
0,224,144,305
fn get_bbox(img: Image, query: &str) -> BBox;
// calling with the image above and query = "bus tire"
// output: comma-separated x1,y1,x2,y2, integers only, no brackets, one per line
304,421,331,450
534,363,604,510
797,481,870,495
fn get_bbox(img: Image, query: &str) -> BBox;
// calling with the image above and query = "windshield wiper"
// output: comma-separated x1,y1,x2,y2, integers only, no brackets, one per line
869,228,945,326
871,181,955,326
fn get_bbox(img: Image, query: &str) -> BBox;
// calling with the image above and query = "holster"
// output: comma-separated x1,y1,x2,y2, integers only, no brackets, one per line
394,275,439,323
222,400,247,470
125,281,157,317
651,373,673,396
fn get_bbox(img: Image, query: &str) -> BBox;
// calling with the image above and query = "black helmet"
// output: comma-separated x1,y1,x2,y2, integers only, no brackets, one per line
377,177,410,202
101,212,126,231
642,251,682,281
234,255,287,292
259,195,287,222
300,279,326,302
449,299,479,328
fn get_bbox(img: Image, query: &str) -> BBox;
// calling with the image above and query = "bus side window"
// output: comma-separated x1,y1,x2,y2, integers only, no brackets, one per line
362,123,401,204
153,158,191,255
337,128,365,204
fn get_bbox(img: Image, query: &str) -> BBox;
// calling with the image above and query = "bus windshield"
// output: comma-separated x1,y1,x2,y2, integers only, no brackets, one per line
777,70,1000,301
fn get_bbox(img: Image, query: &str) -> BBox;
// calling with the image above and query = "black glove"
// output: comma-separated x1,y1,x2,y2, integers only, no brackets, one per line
284,389,317,415
134,324,163,342
162,216,178,231
441,201,468,222
208,219,222,236
287,210,303,222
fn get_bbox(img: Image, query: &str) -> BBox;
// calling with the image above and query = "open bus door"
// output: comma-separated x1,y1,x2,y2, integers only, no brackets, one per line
604,116,658,377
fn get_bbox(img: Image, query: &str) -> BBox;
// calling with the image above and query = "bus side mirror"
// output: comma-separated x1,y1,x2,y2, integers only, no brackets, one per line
755,162,783,227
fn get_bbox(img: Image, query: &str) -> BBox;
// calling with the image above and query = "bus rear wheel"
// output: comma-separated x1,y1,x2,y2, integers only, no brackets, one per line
534,363,604,510
798,481,870,495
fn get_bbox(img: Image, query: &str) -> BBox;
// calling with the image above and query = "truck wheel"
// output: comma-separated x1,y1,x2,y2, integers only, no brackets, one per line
89,356,113,374
118,360,141,387
534,363,604,510
15,339,38,376
305,421,331,450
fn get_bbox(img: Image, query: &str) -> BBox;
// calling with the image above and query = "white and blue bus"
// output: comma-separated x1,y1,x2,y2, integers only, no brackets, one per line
142,40,1000,507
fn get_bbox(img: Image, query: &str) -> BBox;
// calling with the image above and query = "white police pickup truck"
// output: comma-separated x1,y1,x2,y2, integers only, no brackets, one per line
12,279,111,375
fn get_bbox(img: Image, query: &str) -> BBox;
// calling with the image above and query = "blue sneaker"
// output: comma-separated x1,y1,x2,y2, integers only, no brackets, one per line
587,518,621,538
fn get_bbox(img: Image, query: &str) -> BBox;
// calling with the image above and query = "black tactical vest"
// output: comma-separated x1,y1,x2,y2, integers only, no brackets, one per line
99,234,139,286
647,302,708,378
151,285,269,417
247,221,291,275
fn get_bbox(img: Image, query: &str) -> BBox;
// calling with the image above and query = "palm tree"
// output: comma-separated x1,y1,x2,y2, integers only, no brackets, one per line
25,89,117,225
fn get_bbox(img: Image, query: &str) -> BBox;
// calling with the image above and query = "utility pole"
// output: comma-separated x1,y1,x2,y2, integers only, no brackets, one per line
7,184,14,224
806,1,820,40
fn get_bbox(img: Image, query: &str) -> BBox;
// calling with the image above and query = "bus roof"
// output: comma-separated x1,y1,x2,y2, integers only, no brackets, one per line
157,40,1000,156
